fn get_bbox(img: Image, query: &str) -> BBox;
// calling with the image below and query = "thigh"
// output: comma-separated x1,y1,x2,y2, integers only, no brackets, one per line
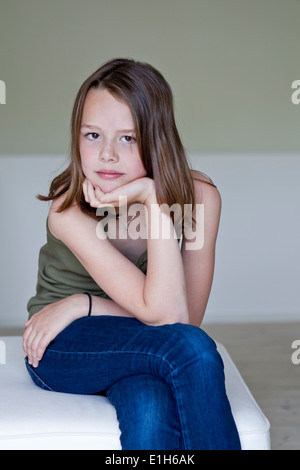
26,315,215,395
106,375,182,450
26,315,168,394
26,316,146,394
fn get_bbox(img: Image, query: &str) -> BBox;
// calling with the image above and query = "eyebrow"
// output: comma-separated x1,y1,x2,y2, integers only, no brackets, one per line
81,124,135,133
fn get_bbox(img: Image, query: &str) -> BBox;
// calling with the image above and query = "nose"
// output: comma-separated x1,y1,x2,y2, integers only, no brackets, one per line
98,138,118,162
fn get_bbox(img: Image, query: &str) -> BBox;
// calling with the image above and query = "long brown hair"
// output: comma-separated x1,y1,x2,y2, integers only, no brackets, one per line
39,58,203,220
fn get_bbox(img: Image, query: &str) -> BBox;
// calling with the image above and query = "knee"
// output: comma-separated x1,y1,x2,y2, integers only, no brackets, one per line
162,323,223,371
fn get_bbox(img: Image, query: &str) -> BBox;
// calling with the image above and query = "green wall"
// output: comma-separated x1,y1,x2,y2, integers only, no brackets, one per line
0,0,300,154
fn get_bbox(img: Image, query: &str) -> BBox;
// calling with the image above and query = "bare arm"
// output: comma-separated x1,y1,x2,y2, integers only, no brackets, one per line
48,177,188,326
181,176,222,326
90,296,133,318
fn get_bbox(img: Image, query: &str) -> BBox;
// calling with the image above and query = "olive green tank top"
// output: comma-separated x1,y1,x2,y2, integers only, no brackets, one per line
27,219,148,319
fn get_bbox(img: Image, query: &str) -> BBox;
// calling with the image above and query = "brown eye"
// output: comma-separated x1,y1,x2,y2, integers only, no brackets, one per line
86,133,100,141
121,135,136,143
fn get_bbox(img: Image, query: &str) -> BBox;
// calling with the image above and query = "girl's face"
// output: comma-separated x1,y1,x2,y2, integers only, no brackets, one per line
79,88,146,194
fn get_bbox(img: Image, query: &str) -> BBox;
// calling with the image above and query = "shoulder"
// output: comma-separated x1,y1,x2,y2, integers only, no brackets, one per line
188,170,222,249
191,170,222,213
48,190,93,241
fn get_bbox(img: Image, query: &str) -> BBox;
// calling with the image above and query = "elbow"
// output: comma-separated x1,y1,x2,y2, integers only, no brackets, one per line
144,305,190,327
168,306,189,325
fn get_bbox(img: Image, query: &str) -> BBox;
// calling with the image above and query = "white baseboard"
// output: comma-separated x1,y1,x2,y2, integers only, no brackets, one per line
203,311,300,324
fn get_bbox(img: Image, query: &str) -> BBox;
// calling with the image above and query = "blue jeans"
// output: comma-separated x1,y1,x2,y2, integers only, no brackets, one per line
25,316,241,450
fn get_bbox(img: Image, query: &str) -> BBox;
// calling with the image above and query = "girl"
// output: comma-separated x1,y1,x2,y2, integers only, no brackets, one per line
23,58,241,450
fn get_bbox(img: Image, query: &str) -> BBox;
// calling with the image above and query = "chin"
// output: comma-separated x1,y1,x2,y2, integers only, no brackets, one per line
98,180,124,194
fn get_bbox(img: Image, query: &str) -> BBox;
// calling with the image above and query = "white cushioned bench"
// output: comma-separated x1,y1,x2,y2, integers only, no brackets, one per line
0,336,270,450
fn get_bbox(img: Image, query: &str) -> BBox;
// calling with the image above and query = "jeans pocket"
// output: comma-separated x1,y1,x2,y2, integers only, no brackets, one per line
24,357,54,392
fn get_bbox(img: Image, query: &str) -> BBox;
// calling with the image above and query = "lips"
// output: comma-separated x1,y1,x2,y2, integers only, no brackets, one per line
96,170,124,180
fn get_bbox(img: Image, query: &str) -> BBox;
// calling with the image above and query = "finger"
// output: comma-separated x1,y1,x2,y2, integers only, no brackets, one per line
24,328,38,365
30,332,47,368
28,333,42,367
95,186,105,200
99,190,126,206
34,335,50,366
23,313,39,356
23,324,33,356
24,318,32,327
82,179,90,203
98,188,118,203
87,180,102,207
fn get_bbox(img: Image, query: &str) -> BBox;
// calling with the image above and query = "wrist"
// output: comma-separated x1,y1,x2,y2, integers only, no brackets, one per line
143,179,157,207
83,292,92,316
69,294,90,320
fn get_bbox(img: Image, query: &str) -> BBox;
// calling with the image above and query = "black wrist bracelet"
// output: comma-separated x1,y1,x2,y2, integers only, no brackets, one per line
84,292,92,316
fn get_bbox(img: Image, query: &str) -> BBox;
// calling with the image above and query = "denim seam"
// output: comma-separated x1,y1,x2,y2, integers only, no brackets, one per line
25,358,55,392
46,348,176,371
168,367,190,450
